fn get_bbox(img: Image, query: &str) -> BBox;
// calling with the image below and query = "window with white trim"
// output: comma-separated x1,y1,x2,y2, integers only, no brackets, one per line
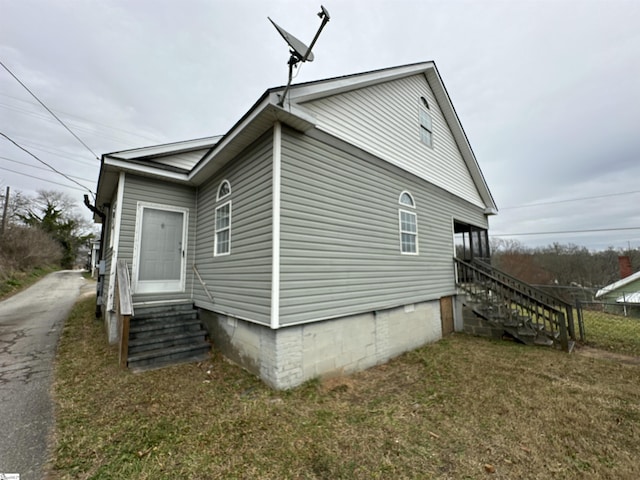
214,180,231,256
398,191,418,254
108,202,117,249
419,97,433,147
217,180,231,200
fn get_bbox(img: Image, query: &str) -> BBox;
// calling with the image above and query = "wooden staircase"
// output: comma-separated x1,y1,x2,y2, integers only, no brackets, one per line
455,258,576,351
125,302,210,370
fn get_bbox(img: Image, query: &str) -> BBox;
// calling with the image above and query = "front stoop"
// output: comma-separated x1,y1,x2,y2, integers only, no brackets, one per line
126,302,210,370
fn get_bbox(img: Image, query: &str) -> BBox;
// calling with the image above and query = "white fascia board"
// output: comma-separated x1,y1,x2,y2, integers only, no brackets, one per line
189,95,316,183
103,156,190,183
287,61,436,104
108,136,222,160
190,96,273,180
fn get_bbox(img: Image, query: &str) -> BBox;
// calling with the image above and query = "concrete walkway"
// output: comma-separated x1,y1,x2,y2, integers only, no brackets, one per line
0,270,89,480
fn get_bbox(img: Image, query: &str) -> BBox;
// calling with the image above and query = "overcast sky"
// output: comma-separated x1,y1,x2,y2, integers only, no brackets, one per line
1,0,639,251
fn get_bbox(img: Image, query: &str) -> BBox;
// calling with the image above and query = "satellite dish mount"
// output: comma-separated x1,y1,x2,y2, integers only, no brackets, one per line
269,5,330,106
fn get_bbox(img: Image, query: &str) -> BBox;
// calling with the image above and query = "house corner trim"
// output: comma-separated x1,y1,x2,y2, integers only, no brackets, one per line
271,122,282,329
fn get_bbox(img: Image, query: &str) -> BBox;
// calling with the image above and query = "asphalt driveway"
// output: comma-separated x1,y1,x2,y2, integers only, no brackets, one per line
0,270,90,480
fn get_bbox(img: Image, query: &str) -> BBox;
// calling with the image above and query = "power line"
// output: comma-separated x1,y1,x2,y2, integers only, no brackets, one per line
500,190,640,210
0,92,163,144
0,59,100,160
5,134,102,167
0,155,95,183
0,132,95,196
0,166,92,193
0,101,154,148
491,227,640,237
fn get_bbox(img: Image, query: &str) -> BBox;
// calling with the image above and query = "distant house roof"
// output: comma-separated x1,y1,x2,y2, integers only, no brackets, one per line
595,269,640,304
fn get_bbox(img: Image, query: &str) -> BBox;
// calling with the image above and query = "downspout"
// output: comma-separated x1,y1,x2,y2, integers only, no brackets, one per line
84,194,106,318
270,122,282,329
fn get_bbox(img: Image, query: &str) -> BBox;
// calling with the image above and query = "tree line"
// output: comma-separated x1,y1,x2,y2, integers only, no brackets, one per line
0,189,95,280
490,238,640,288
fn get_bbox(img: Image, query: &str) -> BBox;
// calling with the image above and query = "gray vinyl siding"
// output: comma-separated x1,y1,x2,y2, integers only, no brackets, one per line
118,174,197,303
193,132,273,325
153,147,210,171
279,128,488,326
301,74,485,208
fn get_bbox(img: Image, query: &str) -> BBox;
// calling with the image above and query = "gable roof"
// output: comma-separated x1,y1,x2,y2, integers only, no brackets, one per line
595,269,640,301
96,61,497,215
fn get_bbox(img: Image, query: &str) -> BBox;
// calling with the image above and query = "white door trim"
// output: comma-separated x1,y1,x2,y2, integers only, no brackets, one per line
132,202,189,294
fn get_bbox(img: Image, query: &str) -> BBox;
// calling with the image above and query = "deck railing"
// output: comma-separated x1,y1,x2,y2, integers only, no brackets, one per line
114,259,133,367
471,258,576,340
455,257,571,351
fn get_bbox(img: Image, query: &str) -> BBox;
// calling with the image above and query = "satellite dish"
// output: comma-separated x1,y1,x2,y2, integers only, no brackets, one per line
268,18,314,62
270,5,330,106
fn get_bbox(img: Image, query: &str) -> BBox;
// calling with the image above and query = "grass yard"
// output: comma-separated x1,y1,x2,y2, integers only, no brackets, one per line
580,308,640,357
51,296,640,479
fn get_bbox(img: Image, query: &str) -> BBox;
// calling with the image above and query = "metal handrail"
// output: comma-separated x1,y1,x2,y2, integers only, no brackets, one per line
193,264,214,303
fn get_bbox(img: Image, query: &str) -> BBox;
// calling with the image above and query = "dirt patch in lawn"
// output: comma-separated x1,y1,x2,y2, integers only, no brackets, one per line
575,344,640,366
50,296,640,479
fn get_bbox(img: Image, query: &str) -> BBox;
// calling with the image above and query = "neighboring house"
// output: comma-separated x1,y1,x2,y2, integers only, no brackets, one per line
595,270,640,308
92,61,497,389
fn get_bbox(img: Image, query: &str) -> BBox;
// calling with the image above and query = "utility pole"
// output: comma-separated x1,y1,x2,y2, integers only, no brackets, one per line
1,186,9,235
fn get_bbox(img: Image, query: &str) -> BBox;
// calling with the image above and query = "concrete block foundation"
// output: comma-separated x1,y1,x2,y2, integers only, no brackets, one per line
200,299,443,389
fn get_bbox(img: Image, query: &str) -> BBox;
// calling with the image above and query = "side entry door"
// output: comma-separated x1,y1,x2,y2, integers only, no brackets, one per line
133,203,188,294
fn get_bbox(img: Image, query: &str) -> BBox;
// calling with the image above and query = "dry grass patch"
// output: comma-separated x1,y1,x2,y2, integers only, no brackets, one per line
51,296,640,479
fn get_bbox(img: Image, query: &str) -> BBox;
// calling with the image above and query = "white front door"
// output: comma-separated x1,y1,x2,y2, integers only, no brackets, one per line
133,203,188,294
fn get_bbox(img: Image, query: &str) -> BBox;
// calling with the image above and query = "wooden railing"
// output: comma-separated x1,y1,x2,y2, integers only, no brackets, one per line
114,259,133,367
454,258,571,351
471,258,576,340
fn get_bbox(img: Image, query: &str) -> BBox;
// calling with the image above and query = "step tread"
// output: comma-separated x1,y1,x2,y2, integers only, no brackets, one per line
129,319,202,333
133,310,197,321
128,330,206,347
127,342,210,363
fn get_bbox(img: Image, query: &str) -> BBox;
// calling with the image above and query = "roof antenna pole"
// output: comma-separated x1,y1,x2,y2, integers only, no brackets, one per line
279,55,298,108
269,5,330,107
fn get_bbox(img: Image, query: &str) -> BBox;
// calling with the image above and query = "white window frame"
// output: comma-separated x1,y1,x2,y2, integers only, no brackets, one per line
217,179,231,200
108,201,117,249
214,200,231,256
399,190,415,208
131,202,189,294
419,105,433,148
398,191,418,255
